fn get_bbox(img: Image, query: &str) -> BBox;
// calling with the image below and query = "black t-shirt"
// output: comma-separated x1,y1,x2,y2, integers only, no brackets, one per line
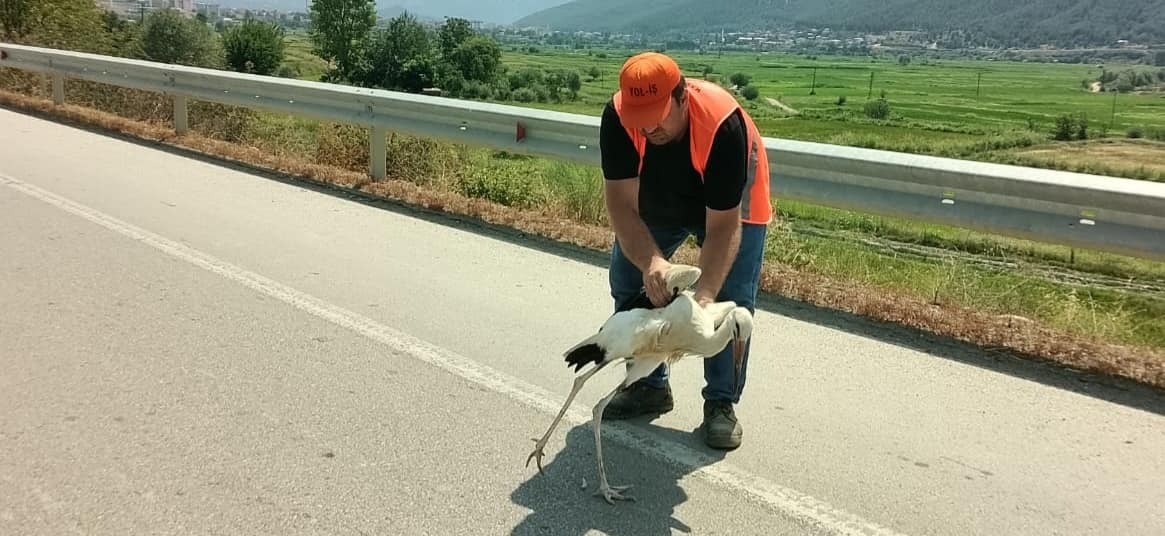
599,99,748,228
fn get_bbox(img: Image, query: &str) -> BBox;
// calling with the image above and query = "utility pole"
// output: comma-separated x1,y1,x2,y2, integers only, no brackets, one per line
867,71,875,100
976,72,982,97
810,66,817,95
1110,90,1117,129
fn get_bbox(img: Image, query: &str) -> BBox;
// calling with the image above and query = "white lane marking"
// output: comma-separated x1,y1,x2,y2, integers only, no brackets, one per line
3,173,907,536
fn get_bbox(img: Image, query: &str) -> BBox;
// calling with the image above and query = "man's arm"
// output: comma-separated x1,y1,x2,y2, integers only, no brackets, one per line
694,110,749,306
694,205,741,306
604,178,664,273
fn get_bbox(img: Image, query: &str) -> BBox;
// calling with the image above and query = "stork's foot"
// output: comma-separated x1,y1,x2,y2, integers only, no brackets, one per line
594,483,635,505
525,439,548,474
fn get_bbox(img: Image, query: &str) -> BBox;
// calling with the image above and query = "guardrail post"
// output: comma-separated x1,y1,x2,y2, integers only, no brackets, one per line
173,95,188,134
370,125,387,180
51,74,64,105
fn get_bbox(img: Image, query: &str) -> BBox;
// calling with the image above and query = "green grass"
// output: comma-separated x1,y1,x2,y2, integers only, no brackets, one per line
281,32,328,81
766,231,1165,349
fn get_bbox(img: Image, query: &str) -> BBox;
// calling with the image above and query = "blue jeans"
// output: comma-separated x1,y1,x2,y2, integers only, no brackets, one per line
609,222,767,403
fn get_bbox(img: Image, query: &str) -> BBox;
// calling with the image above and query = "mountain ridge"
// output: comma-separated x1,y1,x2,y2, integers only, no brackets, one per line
516,0,1165,47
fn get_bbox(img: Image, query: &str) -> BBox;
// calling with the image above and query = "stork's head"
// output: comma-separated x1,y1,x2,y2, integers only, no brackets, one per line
665,264,701,296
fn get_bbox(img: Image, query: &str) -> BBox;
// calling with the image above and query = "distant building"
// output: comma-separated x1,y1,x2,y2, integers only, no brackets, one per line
97,0,196,19
195,2,221,18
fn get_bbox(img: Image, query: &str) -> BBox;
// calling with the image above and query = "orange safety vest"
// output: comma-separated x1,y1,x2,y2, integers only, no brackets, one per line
612,78,772,225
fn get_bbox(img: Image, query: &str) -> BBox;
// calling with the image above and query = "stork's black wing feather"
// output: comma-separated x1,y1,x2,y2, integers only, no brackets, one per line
564,343,604,373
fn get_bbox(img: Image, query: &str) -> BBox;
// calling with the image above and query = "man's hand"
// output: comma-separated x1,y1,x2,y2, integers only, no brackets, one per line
692,289,716,308
644,256,673,307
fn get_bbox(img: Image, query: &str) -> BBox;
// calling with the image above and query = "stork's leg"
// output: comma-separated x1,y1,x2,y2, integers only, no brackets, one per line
527,358,625,474
592,383,635,504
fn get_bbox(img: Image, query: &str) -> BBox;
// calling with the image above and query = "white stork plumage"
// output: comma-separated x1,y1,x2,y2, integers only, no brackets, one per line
525,263,754,504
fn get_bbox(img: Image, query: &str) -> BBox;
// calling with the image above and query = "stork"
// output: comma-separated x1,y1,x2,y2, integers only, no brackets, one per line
525,264,754,504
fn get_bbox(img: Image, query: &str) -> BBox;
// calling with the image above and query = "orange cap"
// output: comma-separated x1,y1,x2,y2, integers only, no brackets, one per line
617,52,682,129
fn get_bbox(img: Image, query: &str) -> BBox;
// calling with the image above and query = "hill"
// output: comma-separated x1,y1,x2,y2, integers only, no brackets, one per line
215,0,570,24
516,0,1165,48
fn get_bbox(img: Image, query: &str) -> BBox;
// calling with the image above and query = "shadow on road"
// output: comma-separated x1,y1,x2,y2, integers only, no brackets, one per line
509,421,725,536
7,105,1161,416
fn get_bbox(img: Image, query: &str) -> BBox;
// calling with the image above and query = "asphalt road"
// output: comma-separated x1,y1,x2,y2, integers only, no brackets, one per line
2,107,1163,535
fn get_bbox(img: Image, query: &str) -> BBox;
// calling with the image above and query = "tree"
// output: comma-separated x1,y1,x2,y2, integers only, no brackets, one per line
565,70,582,99
0,0,32,39
741,84,759,100
729,72,751,88
1116,70,1137,92
358,12,436,92
101,10,140,58
308,0,375,82
438,17,473,60
3,0,110,53
448,35,502,84
140,8,219,67
1053,113,1075,141
222,18,286,75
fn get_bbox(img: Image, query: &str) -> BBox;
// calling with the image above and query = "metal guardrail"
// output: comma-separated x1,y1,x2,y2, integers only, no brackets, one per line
3,42,1164,261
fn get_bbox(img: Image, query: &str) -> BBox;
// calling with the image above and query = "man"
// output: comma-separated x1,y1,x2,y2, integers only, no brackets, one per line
598,51,772,450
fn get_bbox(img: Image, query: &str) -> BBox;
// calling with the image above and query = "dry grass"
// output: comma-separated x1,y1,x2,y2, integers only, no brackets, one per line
1006,139,1165,182
2,88,1162,390
1017,139,1165,173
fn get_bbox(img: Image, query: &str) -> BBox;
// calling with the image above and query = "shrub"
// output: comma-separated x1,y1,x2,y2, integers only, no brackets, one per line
511,87,537,103
458,153,544,208
459,80,493,100
315,122,368,171
729,72,752,88
864,98,890,120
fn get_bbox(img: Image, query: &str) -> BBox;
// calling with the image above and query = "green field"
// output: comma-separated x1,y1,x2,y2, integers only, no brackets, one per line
498,46,1165,132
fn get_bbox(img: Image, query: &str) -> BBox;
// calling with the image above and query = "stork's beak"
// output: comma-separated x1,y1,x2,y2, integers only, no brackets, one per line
732,325,745,395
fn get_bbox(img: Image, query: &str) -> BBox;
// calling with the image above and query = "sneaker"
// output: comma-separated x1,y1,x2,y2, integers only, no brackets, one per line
602,382,674,420
703,400,742,450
